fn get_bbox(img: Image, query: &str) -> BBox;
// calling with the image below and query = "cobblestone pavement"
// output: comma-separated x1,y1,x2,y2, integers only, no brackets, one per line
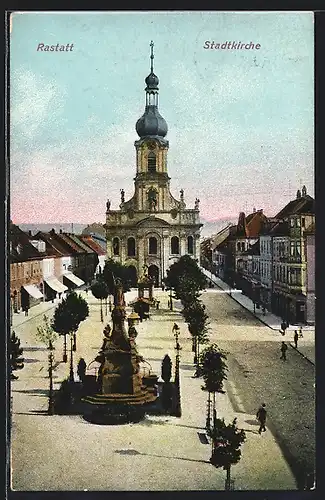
202,291,315,490
10,289,297,491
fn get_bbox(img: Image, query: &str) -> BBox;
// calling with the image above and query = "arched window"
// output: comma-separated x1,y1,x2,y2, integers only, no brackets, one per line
127,237,136,257
149,237,158,255
171,236,179,255
148,152,156,173
187,235,194,254
241,242,245,251
237,242,241,251
113,237,120,256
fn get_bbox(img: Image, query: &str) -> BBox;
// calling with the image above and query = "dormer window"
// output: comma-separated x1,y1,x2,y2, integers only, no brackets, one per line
148,152,156,173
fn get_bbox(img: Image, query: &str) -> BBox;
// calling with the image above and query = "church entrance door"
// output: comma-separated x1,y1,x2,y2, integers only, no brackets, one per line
148,265,159,287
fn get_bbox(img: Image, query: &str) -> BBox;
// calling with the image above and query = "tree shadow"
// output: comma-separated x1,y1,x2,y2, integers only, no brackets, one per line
13,410,49,416
114,449,210,464
12,389,49,396
23,347,48,352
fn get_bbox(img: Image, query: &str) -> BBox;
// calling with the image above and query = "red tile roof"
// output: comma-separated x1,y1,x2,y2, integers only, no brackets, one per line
79,235,106,255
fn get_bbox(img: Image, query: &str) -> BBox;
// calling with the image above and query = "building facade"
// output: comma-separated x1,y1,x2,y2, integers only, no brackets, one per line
105,43,202,285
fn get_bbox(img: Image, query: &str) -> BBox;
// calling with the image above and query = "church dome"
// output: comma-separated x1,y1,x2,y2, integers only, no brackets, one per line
136,106,168,138
145,72,159,90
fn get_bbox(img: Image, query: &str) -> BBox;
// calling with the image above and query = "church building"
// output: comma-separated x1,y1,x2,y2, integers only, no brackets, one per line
105,42,203,286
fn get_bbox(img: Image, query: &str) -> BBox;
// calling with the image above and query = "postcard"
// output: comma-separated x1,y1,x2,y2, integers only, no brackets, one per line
8,10,315,493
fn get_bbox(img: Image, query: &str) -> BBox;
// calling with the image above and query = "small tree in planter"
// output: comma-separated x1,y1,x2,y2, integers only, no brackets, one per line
36,315,58,415
209,417,246,490
182,299,210,368
10,331,24,380
161,354,173,412
91,280,109,322
199,343,228,430
52,292,89,381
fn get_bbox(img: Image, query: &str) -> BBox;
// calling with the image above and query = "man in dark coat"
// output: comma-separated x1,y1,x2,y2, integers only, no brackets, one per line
294,330,299,349
280,341,288,361
256,403,267,434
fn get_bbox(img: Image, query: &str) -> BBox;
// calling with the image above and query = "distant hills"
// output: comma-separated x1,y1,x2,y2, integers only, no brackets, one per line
17,218,237,239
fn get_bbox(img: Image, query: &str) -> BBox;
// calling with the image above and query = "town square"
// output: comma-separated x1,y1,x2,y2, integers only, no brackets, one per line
8,11,315,493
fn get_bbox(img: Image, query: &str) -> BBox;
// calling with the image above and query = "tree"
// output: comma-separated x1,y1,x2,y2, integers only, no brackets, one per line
91,280,109,322
36,315,58,415
209,417,246,490
164,255,207,302
10,331,24,380
52,292,89,381
182,299,210,366
102,259,132,294
199,343,228,429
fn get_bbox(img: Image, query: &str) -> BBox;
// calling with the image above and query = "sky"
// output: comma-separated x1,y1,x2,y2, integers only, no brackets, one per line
10,11,314,224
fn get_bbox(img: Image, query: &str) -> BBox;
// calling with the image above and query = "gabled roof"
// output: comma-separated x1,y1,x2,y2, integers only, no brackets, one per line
10,223,45,262
275,194,315,219
66,234,96,254
79,235,106,255
53,233,85,254
33,231,70,257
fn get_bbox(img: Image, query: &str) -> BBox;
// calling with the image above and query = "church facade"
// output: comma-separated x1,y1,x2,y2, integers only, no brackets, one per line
105,42,202,286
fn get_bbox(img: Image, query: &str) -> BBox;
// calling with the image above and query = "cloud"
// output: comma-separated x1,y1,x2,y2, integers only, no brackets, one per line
10,67,67,139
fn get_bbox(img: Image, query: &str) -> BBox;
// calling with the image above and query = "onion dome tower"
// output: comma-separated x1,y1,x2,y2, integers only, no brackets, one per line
136,41,168,139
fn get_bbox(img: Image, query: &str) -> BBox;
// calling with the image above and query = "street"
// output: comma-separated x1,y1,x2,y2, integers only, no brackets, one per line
201,290,315,490
10,288,310,491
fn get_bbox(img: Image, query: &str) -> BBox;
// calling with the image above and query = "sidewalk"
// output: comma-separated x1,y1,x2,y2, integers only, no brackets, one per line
201,269,315,365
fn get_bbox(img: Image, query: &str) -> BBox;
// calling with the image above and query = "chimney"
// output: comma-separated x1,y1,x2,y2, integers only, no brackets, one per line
50,228,55,235
258,209,263,214
60,229,63,234
28,230,32,236
253,207,256,213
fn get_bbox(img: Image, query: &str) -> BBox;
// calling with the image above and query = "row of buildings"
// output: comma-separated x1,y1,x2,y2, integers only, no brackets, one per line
201,187,315,325
9,222,106,313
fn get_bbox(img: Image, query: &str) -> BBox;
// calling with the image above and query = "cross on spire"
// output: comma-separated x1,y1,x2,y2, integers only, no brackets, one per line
150,40,154,73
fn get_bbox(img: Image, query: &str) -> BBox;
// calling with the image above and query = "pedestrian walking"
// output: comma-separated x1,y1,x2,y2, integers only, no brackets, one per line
280,319,288,335
280,341,288,361
299,326,303,338
256,403,267,434
294,330,299,349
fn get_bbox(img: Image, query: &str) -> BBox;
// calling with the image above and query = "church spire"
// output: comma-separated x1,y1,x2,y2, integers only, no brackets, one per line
150,40,154,73
135,42,168,139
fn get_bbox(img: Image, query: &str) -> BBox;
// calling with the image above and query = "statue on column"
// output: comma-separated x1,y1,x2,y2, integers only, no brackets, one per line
180,189,184,202
120,189,125,204
195,198,200,210
106,199,111,211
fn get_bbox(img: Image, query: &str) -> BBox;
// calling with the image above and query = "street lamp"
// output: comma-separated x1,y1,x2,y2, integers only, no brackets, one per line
173,323,182,417
48,340,55,415
69,332,74,382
